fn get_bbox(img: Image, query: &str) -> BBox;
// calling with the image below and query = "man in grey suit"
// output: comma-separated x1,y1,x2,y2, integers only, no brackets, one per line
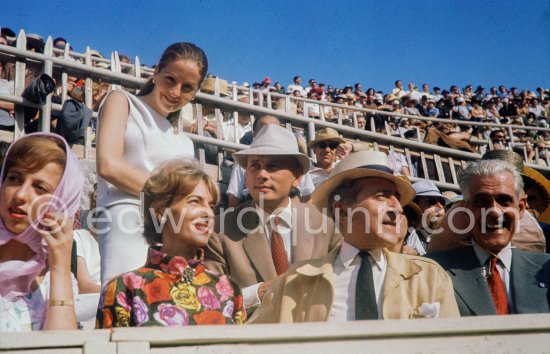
205,124,341,311
428,159,550,316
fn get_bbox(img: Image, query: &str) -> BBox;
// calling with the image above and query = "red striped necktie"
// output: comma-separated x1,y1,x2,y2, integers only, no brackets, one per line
487,256,508,315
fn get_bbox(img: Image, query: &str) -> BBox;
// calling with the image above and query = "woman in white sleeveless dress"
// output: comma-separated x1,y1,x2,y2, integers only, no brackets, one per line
96,43,208,288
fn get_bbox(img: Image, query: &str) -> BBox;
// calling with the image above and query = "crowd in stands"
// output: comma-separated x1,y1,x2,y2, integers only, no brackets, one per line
1,29,550,336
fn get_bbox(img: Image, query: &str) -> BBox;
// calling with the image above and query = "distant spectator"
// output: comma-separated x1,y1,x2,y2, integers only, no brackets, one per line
391,80,405,99
307,128,346,187
287,75,306,96
424,99,439,118
453,97,471,120
530,98,547,119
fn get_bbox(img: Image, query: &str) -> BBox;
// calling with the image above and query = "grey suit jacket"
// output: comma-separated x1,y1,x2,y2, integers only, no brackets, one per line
427,246,550,316
204,199,342,289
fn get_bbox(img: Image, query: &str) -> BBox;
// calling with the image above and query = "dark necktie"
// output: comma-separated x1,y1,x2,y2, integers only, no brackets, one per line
487,256,508,315
271,216,288,275
355,251,378,320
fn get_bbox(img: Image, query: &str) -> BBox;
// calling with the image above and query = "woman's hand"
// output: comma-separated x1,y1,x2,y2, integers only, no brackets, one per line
38,211,73,271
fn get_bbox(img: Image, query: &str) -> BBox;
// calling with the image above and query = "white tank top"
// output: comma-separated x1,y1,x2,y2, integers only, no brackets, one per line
97,90,194,207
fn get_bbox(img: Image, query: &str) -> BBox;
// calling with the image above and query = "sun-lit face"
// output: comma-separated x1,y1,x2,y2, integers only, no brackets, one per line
245,155,301,213
150,59,202,117
336,178,406,251
0,163,63,234
313,140,339,169
160,181,215,258
415,196,446,229
466,173,524,253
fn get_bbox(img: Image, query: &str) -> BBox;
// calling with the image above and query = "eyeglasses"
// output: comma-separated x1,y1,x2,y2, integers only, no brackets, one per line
317,141,340,149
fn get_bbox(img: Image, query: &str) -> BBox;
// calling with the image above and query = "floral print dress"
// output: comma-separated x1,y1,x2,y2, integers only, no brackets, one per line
96,247,246,327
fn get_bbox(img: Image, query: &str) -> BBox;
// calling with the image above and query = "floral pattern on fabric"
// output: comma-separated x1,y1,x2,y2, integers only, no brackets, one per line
96,247,246,327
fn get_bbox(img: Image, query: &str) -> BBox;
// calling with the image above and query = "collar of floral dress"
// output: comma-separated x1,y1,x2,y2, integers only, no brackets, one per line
145,247,204,276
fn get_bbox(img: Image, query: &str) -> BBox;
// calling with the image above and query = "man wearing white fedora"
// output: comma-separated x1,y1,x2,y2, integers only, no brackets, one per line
205,124,341,311
249,151,459,322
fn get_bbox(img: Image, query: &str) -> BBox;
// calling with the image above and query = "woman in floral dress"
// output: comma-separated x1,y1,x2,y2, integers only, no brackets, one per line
95,160,245,327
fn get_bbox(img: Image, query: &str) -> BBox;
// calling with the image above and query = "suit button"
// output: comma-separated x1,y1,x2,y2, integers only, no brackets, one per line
538,282,546,288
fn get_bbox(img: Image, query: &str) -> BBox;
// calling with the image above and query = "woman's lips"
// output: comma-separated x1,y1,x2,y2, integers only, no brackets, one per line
8,206,27,220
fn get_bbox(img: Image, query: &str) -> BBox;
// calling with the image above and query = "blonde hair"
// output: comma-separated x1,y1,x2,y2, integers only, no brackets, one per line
142,160,219,245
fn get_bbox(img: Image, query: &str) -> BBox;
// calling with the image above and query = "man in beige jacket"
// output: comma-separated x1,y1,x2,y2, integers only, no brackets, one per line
250,151,459,323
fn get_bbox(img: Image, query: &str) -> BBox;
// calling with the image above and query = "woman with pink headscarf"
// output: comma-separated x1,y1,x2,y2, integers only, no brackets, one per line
0,133,84,332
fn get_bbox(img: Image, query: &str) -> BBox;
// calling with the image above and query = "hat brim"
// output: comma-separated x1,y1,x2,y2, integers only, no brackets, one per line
233,148,311,175
523,167,550,223
307,137,346,148
311,168,416,212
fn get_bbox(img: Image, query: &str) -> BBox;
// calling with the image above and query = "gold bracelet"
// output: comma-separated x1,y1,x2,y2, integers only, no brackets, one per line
49,299,74,307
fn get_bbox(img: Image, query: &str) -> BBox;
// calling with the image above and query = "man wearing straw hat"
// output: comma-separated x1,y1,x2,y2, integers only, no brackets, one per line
427,158,550,316
307,128,347,187
205,124,341,310
249,151,459,322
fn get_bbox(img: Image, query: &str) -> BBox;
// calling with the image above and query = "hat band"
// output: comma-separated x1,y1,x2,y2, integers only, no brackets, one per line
358,164,394,174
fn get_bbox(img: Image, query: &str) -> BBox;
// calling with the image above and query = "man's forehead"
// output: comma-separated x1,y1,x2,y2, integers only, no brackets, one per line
469,173,516,194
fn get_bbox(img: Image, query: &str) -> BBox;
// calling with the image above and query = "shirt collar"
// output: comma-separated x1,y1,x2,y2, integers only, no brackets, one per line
471,239,512,271
255,198,293,228
338,240,385,271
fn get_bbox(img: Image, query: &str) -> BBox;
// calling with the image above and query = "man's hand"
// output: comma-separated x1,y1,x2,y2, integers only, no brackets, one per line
258,277,279,301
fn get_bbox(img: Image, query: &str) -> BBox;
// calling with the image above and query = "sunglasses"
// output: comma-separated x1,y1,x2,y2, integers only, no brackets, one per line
419,197,446,206
317,141,340,149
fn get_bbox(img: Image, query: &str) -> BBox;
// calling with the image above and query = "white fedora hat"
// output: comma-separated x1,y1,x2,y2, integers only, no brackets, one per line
233,124,310,175
311,151,415,211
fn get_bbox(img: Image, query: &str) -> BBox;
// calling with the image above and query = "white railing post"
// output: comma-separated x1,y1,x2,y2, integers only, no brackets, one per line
14,30,27,139
40,36,53,132
84,47,93,159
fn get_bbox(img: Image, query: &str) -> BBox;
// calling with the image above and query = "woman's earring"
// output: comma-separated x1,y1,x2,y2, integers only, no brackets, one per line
152,79,156,84
158,215,166,226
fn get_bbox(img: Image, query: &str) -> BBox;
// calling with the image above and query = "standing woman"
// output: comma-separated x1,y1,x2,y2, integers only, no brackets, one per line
96,43,208,288
0,133,84,331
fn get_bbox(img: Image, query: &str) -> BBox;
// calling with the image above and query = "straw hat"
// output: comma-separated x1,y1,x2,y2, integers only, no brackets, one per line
522,167,550,223
311,151,415,211
200,77,231,97
481,150,550,215
481,150,524,171
307,128,346,148
233,124,310,174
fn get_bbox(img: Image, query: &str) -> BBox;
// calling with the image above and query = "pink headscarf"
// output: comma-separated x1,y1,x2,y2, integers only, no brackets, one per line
0,133,84,300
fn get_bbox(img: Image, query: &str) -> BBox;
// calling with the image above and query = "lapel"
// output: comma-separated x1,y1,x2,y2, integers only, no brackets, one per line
447,247,496,316
291,202,315,262
238,201,277,282
510,248,549,313
382,249,422,302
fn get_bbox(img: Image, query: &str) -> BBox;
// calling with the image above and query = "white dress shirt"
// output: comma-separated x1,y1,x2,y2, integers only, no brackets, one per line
472,239,513,305
329,241,387,321
242,200,293,308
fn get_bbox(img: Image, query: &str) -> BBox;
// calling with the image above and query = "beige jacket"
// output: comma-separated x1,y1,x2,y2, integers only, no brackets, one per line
205,199,342,289
249,247,459,323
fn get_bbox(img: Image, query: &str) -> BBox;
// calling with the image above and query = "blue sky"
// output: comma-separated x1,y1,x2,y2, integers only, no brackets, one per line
5,0,550,93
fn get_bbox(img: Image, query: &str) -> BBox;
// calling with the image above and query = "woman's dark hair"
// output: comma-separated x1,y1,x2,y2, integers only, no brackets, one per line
138,42,208,126
138,42,208,97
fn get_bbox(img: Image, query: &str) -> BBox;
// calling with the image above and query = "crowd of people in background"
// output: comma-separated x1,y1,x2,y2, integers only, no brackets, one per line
0,29,549,335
